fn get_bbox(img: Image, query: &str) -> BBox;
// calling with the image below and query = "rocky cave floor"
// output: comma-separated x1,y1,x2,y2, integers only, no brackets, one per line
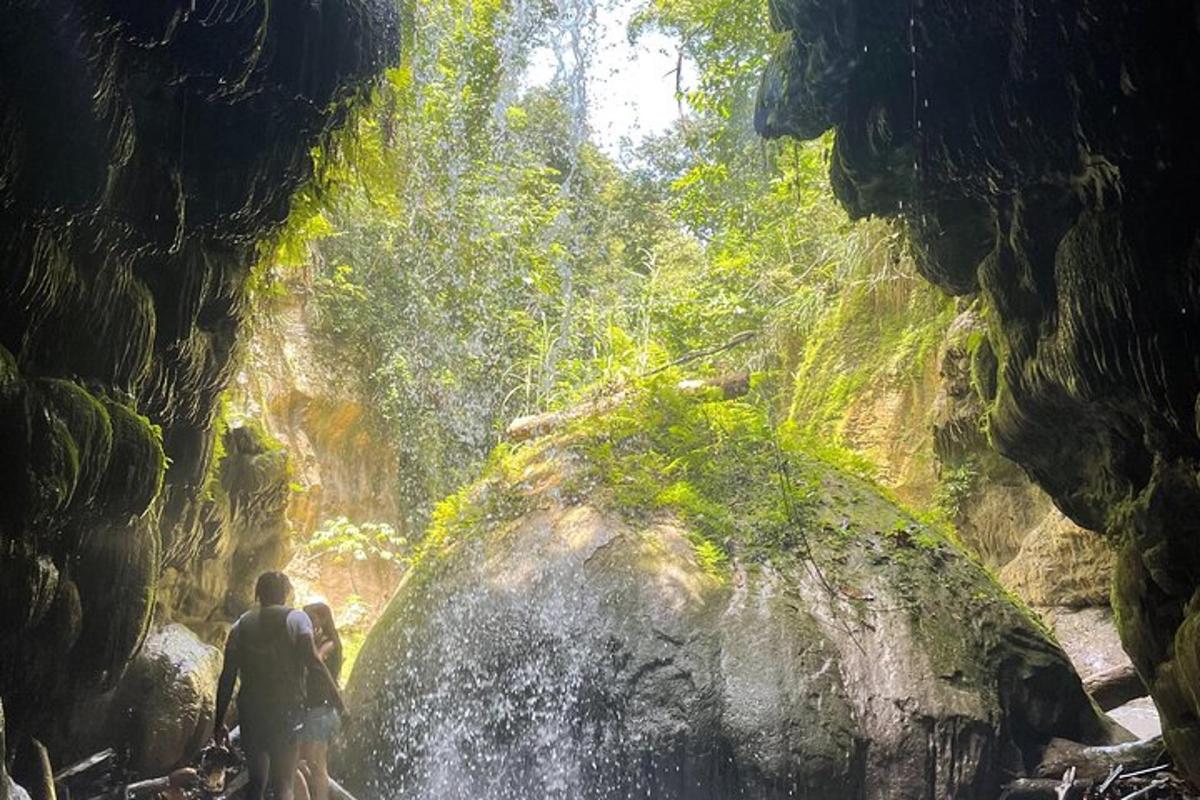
32,595,1194,800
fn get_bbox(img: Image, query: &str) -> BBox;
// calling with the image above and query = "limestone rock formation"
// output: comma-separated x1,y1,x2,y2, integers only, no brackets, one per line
339,389,1114,800
1001,514,1115,611
157,424,293,642
0,0,397,744
757,2,1200,775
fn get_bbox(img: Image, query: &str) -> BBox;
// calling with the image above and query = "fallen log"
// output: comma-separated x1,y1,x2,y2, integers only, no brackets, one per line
13,739,56,800
506,391,629,443
506,373,751,443
328,777,359,800
1098,765,1124,794
53,751,116,785
52,749,118,800
1083,663,1147,711
1037,736,1167,782
1120,763,1171,780
1117,778,1170,800
998,777,1089,800
676,372,750,399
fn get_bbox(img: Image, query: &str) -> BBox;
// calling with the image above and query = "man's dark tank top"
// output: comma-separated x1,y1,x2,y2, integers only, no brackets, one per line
234,605,306,718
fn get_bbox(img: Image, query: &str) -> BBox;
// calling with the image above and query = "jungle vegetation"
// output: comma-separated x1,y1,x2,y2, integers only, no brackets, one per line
261,0,955,537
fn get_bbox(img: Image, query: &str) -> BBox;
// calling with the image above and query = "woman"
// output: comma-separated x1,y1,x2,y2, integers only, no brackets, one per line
299,602,344,800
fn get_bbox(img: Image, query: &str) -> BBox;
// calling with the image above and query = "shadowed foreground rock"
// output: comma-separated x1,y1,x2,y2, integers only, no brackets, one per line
67,625,221,777
756,0,1200,780
340,390,1115,800
0,0,397,743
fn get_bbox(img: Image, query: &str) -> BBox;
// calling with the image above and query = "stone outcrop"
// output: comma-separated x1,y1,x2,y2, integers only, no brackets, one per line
60,625,222,777
339,390,1116,800
788,284,1114,596
0,0,397,745
757,2,1200,775
157,423,293,643
1001,514,1115,611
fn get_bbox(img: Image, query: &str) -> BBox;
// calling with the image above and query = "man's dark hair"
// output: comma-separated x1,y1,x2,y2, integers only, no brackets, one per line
254,571,291,605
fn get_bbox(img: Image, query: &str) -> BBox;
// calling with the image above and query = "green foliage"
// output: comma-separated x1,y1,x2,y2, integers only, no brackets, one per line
933,459,980,521
261,0,960,542
306,516,410,565
786,250,956,447
567,374,823,568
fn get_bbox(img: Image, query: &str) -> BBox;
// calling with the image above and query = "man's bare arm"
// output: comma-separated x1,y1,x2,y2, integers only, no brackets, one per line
297,633,346,715
213,634,239,742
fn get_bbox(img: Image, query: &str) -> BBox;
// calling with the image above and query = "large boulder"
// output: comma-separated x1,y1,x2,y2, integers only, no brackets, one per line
65,624,222,777
340,383,1113,800
112,624,223,775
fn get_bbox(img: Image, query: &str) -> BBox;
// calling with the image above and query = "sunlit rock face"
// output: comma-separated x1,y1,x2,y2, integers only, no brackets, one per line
232,278,402,539
757,0,1200,778
0,0,396,741
340,444,1112,800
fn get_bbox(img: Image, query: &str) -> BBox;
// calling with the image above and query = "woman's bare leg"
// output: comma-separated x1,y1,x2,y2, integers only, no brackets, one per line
304,742,330,800
292,764,311,800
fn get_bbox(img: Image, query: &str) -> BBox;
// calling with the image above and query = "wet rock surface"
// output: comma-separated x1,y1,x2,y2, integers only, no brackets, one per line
0,0,397,743
1044,607,1161,742
757,0,1200,779
61,624,222,777
340,441,1113,800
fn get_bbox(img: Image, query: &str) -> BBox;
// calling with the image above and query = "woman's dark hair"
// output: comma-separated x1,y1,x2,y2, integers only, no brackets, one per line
303,602,343,682
255,571,291,605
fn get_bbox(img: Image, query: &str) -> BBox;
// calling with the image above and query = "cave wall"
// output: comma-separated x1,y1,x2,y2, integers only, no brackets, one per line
155,422,294,644
757,0,1200,779
0,0,397,745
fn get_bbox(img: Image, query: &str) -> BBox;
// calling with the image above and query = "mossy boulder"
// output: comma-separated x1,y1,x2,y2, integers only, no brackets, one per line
340,381,1112,800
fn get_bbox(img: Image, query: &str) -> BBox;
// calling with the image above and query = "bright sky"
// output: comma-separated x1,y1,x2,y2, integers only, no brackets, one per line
524,0,695,157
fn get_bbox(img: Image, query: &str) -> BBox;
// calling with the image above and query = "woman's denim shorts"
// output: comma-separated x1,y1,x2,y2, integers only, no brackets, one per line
299,705,340,743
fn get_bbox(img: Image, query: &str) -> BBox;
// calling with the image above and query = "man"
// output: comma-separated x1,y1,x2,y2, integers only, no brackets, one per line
213,572,346,800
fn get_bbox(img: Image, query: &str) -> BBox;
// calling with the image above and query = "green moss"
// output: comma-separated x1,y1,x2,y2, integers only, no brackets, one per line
691,537,729,576
787,273,954,441
205,395,291,504
967,328,999,404
99,398,166,518
557,376,816,569
24,379,116,516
